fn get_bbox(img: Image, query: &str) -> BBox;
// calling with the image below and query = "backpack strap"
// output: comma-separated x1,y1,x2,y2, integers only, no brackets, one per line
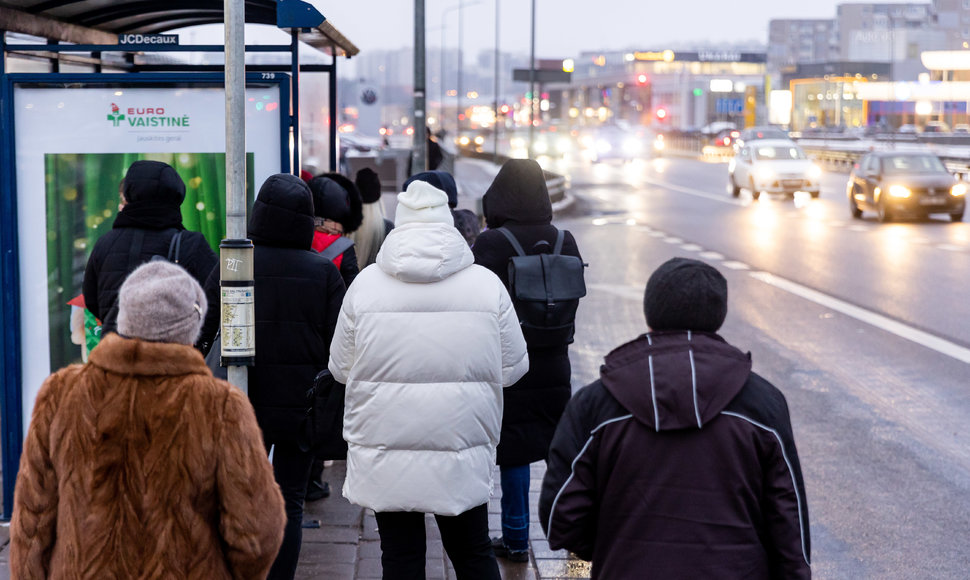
167,230,183,264
319,236,354,261
552,229,565,255
496,227,527,256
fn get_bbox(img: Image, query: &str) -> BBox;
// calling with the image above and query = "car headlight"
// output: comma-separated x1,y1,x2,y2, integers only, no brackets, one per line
888,184,912,198
755,167,775,181
458,136,471,146
951,183,968,196
596,140,612,153
623,138,642,154
533,140,549,154
808,164,822,179
556,137,572,153
474,135,485,145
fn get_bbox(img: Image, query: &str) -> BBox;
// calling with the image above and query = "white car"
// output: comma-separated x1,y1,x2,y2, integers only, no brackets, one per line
728,140,822,200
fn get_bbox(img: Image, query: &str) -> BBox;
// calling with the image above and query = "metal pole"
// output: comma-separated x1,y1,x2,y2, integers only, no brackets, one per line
329,51,338,171
414,0,427,172
528,0,536,159
440,16,447,131
493,0,500,161
222,0,254,395
456,1,464,156
291,31,301,175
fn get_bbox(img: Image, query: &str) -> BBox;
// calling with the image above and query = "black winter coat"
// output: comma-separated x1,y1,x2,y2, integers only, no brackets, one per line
473,159,582,466
539,331,811,579
83,162,217,335
199,174,345,444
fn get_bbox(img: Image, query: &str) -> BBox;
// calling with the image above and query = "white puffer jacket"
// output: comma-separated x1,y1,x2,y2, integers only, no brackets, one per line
329,222,529,516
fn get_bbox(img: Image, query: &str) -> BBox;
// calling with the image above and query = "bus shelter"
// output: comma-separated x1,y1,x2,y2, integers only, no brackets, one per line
0,0,358,517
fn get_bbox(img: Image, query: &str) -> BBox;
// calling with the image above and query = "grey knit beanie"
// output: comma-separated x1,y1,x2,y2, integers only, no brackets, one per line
117,261,207,345
643,257,727,332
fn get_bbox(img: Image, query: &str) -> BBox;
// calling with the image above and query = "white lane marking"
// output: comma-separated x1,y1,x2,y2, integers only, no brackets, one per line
749,271,970,364
938,244,961,252
722,261,751,270
681,243,703,251
699,251,725,260
664,237,683,244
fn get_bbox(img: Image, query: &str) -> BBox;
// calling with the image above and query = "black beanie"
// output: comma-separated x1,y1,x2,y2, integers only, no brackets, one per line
308,173,364,233
643,257,728,332
355,167,382,204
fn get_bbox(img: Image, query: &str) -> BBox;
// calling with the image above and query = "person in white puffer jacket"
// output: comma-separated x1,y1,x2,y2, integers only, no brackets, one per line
328,180,529,579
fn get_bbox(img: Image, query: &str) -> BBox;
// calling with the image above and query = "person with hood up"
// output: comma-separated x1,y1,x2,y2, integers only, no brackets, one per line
308,173,364,289
539,257,811,579
404,169,481,246
328,180,529,579
12,261,286,579
198,173,346,580
350,167,393,268
471,158,583,562
83,160,217,338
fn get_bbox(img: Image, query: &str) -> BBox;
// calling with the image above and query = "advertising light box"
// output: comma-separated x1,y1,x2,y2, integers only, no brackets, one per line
11,80,286,430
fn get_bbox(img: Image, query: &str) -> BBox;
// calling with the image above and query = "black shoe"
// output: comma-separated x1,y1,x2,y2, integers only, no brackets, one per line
490,536,529,563
305,480,330,502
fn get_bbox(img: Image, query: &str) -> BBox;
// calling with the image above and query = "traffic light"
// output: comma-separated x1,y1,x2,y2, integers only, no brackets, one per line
655,107,667,121
637,74,648,86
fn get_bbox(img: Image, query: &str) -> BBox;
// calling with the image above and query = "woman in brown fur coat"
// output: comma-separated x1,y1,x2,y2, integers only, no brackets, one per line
10,261,286,579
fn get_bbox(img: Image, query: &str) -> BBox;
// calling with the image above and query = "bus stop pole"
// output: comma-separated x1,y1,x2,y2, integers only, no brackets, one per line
222,0,255,394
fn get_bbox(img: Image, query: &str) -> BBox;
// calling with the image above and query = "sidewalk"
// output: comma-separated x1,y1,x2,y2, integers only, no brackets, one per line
296,461,591,579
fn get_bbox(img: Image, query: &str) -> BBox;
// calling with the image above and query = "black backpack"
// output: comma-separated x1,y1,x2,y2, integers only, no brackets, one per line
496,227,587,348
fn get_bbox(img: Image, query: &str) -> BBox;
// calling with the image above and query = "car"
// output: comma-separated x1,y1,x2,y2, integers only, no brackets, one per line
582,125,647,163
922,121,950,133
897,124,920,134
733,126,792,150
710,128,740,148
952,123,970,134
846,151,967,222
728,140,822,200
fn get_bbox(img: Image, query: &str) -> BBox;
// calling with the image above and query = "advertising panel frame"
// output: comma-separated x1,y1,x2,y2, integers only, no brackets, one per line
0,72,291,517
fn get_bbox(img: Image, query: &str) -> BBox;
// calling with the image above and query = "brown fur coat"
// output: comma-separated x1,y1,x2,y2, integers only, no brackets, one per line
10,333,286,579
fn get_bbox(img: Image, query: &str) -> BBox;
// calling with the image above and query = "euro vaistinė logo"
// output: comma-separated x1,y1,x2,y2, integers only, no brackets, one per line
106,103,191,128
107,103,125,127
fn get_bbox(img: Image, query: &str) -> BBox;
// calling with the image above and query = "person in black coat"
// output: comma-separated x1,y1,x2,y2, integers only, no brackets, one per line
198,173,346,580
471,158,583,562
82,160,217,338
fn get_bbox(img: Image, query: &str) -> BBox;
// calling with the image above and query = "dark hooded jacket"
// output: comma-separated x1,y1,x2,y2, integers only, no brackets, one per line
199,174,345,444
83,160,217,335
539,331,811,579
472,159,582,465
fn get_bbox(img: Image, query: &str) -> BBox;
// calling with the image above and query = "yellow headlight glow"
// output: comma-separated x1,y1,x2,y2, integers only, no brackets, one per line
888,185,912,198
951,183,968,196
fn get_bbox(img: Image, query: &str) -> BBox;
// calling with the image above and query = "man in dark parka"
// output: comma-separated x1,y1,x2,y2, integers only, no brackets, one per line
539,258,811,579
471,158,583,561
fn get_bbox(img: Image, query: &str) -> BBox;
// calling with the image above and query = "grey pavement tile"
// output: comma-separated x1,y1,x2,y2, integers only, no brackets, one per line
301,524,361,544
355,556,383,578
297,541,357,564
295,561,355,580
357,539,382,559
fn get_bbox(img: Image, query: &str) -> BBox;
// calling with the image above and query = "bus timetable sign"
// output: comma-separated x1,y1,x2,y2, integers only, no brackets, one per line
118,34,179,46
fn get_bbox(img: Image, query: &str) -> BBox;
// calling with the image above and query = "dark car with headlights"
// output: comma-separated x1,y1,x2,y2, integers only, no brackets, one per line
847,152,966,222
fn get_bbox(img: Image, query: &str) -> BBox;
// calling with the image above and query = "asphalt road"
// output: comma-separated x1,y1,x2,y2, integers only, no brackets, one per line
548,153,970,578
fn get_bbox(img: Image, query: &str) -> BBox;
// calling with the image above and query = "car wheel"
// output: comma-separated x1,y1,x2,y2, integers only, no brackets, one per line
849,195,862,219
730,176,741,197
810,190,820,199
749,179,760,200
877,199,892,223
951,210,964,223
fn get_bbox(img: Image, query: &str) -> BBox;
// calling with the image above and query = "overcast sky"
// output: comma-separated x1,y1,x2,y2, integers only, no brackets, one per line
309,0,861,57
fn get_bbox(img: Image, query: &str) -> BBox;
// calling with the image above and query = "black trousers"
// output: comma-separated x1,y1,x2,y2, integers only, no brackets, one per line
265,439,314,580
375,503,500,580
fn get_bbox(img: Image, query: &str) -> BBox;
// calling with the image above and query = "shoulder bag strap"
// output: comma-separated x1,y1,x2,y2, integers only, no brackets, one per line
167,229,183,264
496,227,527,256
319,236,354,261
552,229,565,255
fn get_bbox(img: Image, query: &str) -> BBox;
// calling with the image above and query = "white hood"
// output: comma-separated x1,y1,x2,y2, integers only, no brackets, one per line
376,222,474,283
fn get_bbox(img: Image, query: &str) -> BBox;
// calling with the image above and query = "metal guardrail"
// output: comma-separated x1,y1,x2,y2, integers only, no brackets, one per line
458,146,568,203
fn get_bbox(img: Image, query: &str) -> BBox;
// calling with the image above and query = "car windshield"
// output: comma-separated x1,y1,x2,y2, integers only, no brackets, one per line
881,155,947,174
754,146,806,160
